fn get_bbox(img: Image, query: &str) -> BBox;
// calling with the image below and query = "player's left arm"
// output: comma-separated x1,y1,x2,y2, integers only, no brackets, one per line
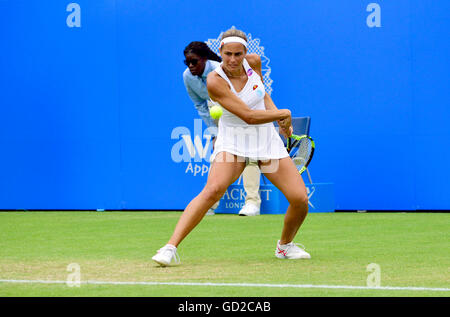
246,54,292,136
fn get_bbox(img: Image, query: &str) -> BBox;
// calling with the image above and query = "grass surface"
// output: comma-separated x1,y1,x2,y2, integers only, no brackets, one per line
0,211,449,297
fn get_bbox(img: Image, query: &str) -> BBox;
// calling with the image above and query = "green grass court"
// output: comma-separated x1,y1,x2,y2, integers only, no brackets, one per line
0,211,448,297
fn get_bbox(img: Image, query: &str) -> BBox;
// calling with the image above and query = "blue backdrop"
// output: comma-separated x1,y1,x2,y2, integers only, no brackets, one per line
0,1,449,210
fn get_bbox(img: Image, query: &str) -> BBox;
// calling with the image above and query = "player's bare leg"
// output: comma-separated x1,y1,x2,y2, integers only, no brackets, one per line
167,152,246,247
260,157,308,244
260,157,310,259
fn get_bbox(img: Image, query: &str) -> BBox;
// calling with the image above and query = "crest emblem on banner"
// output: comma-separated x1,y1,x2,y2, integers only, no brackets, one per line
206,27,273,95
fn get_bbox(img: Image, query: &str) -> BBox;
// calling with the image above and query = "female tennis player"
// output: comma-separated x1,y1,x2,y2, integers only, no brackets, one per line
153,28,310,266
183,41,262,216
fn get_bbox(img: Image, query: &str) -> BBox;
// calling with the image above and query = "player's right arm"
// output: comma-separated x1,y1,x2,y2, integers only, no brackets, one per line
206,72,290,125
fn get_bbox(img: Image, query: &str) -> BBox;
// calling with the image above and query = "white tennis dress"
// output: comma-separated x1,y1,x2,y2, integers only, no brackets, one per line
210,58,289,162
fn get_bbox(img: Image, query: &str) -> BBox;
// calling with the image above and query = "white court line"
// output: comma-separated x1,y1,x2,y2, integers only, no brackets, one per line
0,279,449,292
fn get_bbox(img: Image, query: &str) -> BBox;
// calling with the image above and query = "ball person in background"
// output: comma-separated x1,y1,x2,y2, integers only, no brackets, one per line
152,29,310,266
182,41,262,216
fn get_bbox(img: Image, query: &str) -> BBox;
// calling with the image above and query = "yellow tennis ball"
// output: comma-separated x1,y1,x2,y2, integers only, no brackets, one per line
209,105,223,119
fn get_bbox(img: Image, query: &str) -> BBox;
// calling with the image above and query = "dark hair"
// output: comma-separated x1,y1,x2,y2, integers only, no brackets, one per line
184,41,222,62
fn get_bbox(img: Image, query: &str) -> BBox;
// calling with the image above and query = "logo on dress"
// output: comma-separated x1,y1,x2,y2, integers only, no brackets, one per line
253,85,258,90
247,69,253,77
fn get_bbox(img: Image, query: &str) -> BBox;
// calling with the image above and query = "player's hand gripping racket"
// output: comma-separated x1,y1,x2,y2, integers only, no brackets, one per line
286,134,315,175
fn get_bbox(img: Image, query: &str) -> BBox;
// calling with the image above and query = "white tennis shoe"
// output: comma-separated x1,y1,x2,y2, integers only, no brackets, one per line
275,240,311,259
152,244,180,267
238,203,260,216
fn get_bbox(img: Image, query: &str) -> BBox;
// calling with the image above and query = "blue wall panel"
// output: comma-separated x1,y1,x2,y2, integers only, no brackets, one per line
0,0,449,210
410,2,450,209
0,1,122,209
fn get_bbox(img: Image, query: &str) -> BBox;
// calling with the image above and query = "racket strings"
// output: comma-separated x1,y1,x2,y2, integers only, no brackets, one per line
291,139,312,170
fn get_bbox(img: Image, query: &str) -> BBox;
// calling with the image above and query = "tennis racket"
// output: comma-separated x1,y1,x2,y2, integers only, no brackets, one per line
286,134,315,175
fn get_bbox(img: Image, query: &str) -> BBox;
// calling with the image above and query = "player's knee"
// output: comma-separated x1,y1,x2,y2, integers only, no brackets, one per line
204,184,226,202
290,191,308,210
